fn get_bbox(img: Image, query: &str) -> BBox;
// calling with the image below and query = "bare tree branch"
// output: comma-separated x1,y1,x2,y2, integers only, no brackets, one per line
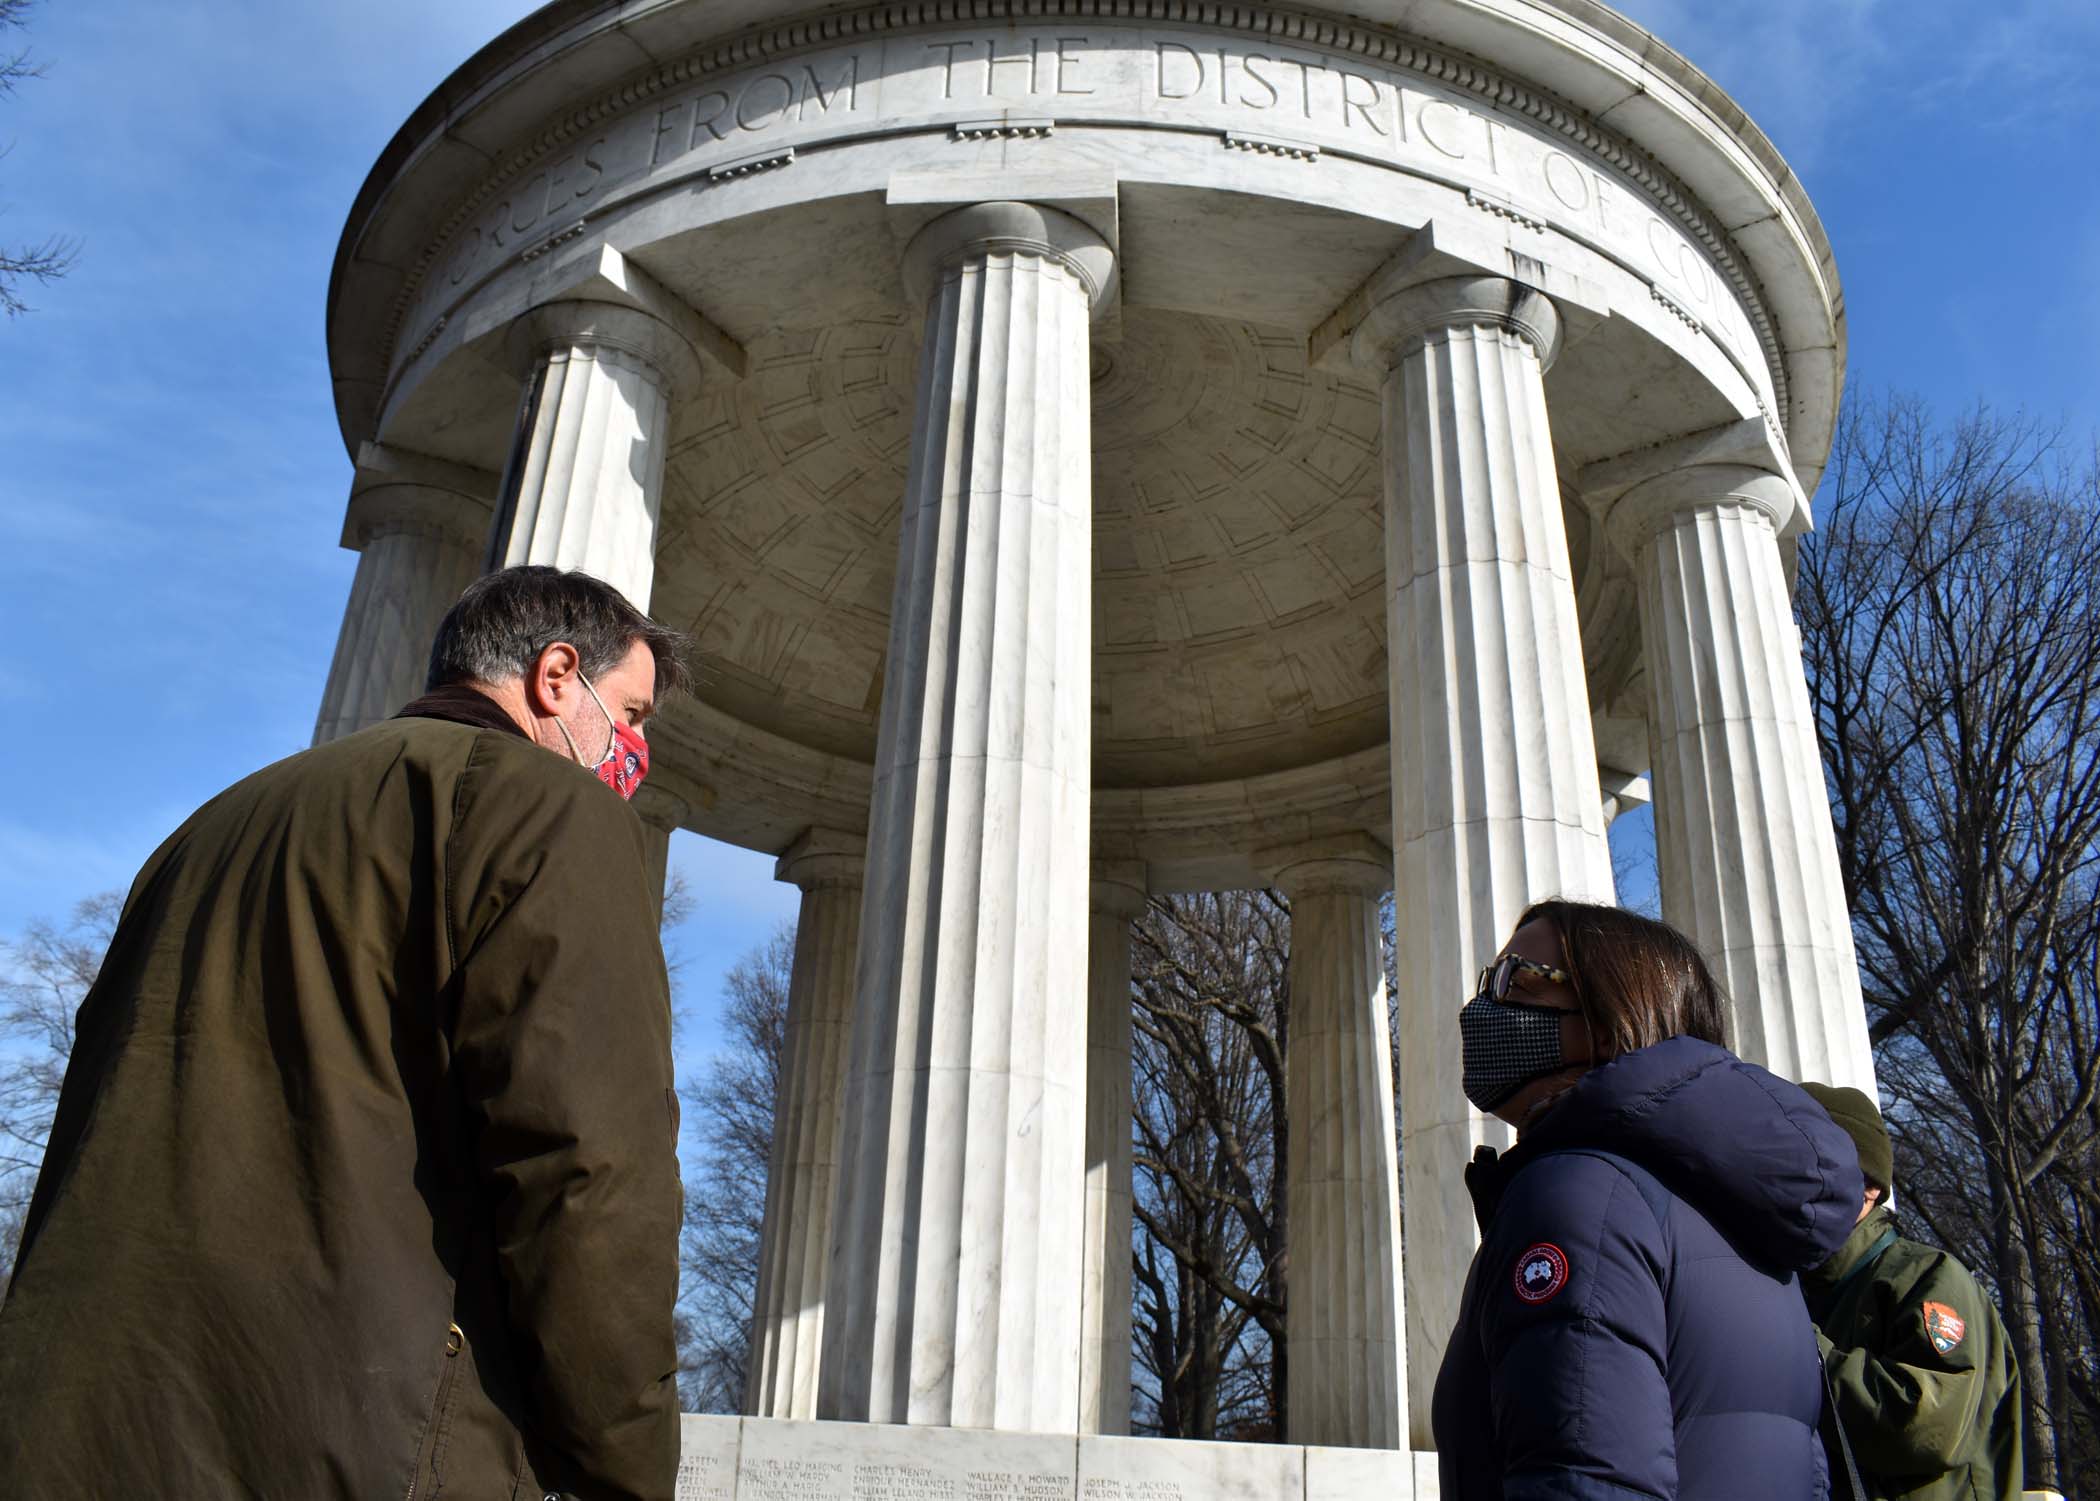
673,918,793,1413
0,0,76,316
0,891,119,1282
1799,392,2100,1490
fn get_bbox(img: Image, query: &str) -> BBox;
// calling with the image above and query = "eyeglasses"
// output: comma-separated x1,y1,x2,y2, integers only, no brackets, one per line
1472,953,1571,1004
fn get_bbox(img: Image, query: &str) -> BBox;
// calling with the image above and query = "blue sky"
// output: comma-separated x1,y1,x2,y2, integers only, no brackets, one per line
0,0,2095,1059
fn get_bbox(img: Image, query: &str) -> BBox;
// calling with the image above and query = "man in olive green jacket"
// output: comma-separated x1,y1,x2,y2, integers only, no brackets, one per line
1802,1084,2024,1501
0,567,688,1501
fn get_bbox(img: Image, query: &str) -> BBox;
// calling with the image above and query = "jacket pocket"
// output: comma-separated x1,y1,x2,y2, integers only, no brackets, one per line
405,1321,466,1501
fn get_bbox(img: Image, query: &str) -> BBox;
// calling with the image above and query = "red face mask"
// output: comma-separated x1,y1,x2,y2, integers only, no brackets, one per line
598,717,650,801
560,671,649,801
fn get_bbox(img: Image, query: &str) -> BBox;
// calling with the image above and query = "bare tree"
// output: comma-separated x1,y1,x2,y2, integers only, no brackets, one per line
1,0,76,315
674,920,792,1412
1798,393,2100,1491
0,891,117,1284
1129,890,1291,1439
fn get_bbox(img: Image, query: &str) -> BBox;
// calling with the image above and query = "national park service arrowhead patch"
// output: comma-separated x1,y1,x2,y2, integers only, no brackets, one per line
1923,1300,1967,1354
1513,1243,1569,1304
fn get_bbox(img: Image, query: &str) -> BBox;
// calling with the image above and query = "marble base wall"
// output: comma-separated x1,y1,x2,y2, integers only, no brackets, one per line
674,1416,1438,1500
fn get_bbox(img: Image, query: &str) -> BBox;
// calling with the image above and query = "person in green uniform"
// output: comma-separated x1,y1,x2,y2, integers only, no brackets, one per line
1800,1083,2025,1501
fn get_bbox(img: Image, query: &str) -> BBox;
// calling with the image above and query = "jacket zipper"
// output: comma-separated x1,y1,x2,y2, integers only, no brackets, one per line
404,1322,466,1501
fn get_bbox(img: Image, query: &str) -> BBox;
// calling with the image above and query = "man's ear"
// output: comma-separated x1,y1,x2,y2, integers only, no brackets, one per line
525,641,582,718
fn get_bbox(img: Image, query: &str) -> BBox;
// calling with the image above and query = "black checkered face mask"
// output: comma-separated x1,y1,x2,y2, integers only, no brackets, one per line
1459,991,1572,1113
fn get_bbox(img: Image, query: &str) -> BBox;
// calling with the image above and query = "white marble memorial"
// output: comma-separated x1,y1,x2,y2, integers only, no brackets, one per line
324,0,1871,1486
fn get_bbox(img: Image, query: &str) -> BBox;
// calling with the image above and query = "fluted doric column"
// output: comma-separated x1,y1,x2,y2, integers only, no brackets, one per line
629,787,688,921
746,828,866,1419
1353,273,1616,1445
1267,836,1405,1450
312,444,495,745
490,301,703,611
819,202,1114,1432
1610,465,1875,1089
1081,863,1146,1436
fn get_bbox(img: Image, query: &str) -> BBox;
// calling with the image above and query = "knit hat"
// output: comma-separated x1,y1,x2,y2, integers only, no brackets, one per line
1802,1082,1892,1192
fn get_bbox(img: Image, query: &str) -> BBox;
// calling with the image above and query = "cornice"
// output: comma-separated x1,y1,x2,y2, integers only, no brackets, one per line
341,0,1801,426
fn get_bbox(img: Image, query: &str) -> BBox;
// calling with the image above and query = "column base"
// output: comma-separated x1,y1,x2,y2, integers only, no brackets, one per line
676,1415,1439,1499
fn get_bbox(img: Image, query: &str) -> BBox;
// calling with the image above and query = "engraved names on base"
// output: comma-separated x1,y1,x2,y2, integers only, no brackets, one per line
680,1415,743,1501
732,1419,1077,1500
1077,1434,1305,1501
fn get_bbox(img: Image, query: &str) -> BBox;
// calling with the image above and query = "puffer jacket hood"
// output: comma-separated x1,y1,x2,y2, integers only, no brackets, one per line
1503,1035,1862,1274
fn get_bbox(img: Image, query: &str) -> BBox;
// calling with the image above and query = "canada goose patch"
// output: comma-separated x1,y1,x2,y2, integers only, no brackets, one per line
1513,1243,1569,1304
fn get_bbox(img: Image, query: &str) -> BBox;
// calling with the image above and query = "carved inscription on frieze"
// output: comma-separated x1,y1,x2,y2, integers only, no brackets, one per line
423,19,1757,370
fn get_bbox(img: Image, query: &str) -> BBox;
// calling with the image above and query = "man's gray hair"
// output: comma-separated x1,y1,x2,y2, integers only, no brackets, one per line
426,566,692,699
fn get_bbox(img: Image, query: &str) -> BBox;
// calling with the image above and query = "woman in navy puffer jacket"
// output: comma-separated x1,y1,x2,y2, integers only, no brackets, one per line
1432,900,1862,1501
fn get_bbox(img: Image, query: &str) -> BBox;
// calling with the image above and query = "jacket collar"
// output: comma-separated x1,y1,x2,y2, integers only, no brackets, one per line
1463,1134,1549,1234
1806,1202,1897,1292
393,684,530,740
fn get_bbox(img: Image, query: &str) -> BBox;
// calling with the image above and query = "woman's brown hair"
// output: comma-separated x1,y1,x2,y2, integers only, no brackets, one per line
1517,899,1731,1058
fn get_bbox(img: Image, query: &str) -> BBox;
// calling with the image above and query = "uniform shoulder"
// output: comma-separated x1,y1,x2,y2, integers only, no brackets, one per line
1882,1232,1988,1305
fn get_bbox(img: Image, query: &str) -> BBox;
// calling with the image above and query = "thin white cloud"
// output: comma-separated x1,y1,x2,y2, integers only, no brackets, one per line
0,804,194,933
1609,0,1887,169
1611,0,2100,165
1942,0,2100,131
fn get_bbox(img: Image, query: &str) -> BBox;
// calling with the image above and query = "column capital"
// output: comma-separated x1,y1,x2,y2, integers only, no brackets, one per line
776,825,866,891
1352,273,1562,373
902,201,1117,316
1605,462,1797,562
1089,860,1149,922
505,298,706,401
630,784,691,836
1258,832,1393,898
341,442,498,552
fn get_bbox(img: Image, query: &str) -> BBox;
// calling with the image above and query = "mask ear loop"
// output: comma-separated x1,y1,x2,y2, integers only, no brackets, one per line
541,654,603,768
549,669,619,770
552,714,586,766
577,671,620,768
